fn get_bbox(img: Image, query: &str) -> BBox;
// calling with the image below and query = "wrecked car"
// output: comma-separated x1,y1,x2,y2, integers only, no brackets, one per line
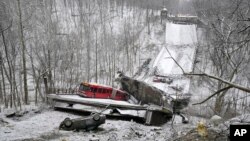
153,77,173,84
59,113,106,131
153,77,167,83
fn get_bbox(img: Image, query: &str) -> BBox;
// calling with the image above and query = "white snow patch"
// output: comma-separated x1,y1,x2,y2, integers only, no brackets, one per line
0,109,206,141
60,95,140,106
165,23,197,45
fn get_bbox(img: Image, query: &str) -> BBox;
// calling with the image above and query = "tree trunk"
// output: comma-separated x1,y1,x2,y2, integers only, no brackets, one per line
94,27,98,83
0,52,7,108
17,0,29,104
48,49,53,92
1,26,14,108
43,75,49,101
146,5,150,35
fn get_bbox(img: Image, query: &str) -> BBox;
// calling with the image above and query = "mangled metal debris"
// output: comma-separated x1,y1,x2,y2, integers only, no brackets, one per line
116,72,190,123
116,71,172,107
59,113,106,131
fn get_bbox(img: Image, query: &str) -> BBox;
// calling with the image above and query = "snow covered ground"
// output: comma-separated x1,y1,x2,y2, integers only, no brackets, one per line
0,106,206,141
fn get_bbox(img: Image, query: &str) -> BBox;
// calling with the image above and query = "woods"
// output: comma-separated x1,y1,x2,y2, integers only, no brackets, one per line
0,0,161,108
191,0,250,117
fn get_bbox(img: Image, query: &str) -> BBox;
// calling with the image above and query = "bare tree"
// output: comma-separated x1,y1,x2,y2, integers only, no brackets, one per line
188,0,250,116
17,0,28,105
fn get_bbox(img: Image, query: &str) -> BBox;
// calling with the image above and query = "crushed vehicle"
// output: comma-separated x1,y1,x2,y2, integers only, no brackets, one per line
153,76,173,84
59,113,106,131
48,73,189,126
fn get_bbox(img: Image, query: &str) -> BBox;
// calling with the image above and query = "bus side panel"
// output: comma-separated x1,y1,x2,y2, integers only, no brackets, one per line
95,88,112,99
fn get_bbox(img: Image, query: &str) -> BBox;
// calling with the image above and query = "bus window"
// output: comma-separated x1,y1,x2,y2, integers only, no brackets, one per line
91,88,97,93
102,89,107,93
97,88,103,93
79,84,90,91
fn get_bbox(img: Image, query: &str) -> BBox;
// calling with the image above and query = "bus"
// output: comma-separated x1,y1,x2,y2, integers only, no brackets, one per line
78,82,128,101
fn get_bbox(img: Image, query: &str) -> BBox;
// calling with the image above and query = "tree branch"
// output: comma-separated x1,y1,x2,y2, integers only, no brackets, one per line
184,72,250,93
192,86,233,105
0,19,12,32
164,46,185,73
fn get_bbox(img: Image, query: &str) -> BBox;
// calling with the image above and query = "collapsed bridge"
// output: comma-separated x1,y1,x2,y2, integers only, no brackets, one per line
48,21,198,126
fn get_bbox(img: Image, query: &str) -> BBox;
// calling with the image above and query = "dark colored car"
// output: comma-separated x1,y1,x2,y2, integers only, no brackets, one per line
59,114,106,131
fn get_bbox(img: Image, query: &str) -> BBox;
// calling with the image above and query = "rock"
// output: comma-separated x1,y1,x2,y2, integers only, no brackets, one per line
210,115,222,126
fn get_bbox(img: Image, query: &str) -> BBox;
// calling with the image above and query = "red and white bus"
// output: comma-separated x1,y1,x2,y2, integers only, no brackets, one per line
78,82,128,101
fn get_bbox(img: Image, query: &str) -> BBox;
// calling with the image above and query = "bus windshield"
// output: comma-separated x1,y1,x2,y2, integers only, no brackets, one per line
79,84,90,91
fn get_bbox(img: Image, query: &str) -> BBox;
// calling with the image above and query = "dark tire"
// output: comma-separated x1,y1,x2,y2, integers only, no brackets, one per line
64,118,72,127
93,114,100,121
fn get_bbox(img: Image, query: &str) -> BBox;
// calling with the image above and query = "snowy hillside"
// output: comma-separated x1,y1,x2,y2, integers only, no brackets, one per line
136,22,198,96
1,0,250,140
